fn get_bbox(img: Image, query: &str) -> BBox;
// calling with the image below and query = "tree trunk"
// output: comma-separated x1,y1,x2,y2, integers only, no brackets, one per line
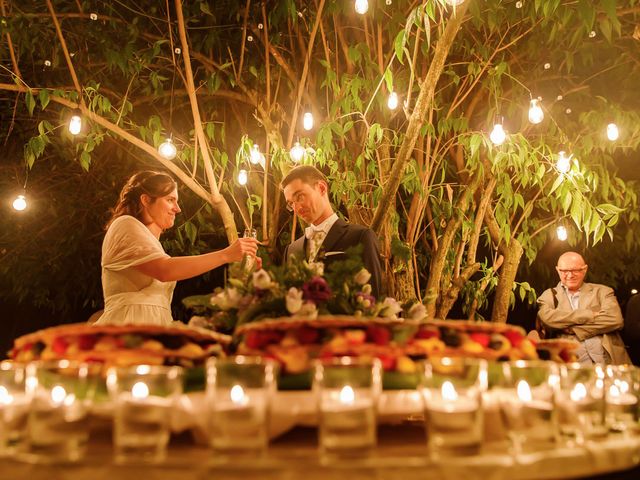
391,255,416,302
437,262,481,319
370,3,469,233
491,238,523,323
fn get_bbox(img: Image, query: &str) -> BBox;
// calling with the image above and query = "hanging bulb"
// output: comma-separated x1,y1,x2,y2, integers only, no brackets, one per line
445,0,465,5
489,123,507,146
290,142,305,163
528,99,544,124
12,194,27,211
237,169,248,186
303,112,314,131
250,144,262,164
606,123,619,141
158,137,177,160
354,0,369,14
68,115,82,135
556,151,571,174
387,91,399,110
556,225,568,241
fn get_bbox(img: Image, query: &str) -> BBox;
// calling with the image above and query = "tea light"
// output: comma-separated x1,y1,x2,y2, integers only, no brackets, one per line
314,359,380,456
420,358,486,457
207,357,275,456
607,384,637,406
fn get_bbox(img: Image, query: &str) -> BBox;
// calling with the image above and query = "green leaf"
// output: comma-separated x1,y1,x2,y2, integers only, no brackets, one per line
549,174,564,195
200,2,213,16
394,30,406,64
25,90,36,116
38,89,50,110
599,19,612,43
79,150,91,171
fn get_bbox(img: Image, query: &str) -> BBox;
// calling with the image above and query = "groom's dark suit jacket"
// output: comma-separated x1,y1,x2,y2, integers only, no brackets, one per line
283,218,384,298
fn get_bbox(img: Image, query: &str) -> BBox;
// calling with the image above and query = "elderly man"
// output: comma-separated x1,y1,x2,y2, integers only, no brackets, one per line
281,165,384,298
537,251,630,365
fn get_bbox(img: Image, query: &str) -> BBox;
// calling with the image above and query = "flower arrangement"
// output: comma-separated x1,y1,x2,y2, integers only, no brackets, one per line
184,246,426,332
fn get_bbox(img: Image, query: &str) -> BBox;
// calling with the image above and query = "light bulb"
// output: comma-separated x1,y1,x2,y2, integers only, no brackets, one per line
556,225,568,241
489,123,506,145
528,99,544,124
303,112,314,131
387,91,399,110
68,115,82,135
238,169,248,186
354,0,369,14
606,123,619,141
250,144,262,165
290,142,305,163
445,0,465,5
631,288,638,295
12,194,27,211
158,138,177,160
556,151,571,173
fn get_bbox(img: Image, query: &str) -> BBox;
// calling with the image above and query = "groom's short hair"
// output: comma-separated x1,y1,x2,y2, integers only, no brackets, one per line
280,165,328,190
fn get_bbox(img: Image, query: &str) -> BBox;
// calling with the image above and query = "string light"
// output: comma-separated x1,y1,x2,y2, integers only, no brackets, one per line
354,0,369,14
303,111,314,131
158,137,177,160
68,114,82,135
556,225,568,241
290,142,305,163
528,99,544,124
556,151,571,174
12,194,27,211
250,144,263,164
237,169,248,186
606,123,619,141
387,91,399,110
490,123,507,146
631,288,638,295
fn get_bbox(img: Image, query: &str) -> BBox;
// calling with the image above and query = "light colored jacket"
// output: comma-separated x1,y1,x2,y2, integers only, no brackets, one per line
537,282,630,365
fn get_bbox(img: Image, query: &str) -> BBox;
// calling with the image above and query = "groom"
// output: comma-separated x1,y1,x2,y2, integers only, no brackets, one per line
281,165,384,298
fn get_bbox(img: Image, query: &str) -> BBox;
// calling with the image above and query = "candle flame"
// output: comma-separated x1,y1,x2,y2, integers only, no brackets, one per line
51,385,67,404
516,380,532,402
230,384,248,405
609,384,621,398
616,380,629,394
339,385,355,405
0,385,13,405
132,381,149,399
570,382,587,402
441,381,458,402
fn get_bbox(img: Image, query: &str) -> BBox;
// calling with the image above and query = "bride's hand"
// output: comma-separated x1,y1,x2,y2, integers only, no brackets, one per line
225,237,259,263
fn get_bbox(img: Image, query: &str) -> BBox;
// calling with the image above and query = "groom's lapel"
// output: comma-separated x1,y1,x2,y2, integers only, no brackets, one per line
320,219,348,255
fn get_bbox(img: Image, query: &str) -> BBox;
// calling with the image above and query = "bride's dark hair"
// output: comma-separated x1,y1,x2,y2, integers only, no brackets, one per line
106,171,177,229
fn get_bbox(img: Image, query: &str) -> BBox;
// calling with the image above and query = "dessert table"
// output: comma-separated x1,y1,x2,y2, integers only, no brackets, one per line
2,424,639,480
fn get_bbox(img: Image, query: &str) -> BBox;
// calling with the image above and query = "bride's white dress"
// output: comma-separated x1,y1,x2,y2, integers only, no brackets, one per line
95,215,175,326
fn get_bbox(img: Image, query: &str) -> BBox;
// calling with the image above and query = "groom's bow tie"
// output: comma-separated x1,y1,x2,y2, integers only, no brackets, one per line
305,224,327,240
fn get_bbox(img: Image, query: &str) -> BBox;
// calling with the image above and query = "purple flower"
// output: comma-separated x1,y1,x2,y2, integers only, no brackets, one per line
302,276,332,304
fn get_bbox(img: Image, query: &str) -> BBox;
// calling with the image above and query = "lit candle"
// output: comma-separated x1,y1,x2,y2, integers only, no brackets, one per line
607,384,637,406
320,385,376,451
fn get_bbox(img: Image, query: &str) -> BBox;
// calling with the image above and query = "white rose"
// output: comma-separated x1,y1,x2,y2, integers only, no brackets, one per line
210,287,241,311
380,297,403,319
252,269,274,290
354,268,372,286
297,302,318,319
307,261,325,276
285,287,304,314
408,303,427,321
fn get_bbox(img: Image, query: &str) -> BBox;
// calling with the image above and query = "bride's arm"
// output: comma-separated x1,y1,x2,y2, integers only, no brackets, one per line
134,237,259,282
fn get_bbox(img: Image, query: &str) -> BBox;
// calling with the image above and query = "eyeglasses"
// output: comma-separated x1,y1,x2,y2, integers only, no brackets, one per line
557,267,587,275
285,191,307,212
